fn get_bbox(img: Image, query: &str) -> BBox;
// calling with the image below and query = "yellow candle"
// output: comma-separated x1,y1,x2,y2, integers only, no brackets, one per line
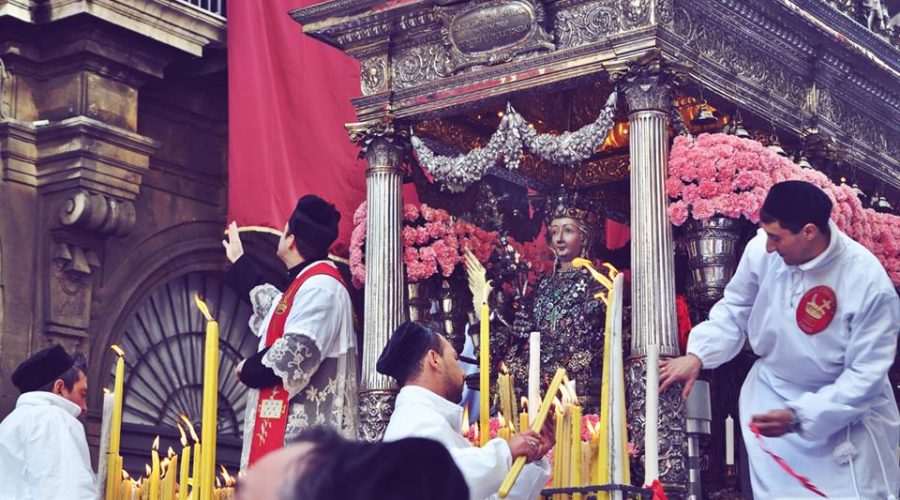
571,405,583,498
499,368,567,498
107,345,126,500
166,449,178,500
177,423,192,500
180,414,201,499
196,295,219,500
519,398,528,433
150,436,161,500
479,302,489,447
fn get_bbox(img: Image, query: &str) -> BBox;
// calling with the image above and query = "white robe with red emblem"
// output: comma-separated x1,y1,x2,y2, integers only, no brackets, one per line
688,222,900,498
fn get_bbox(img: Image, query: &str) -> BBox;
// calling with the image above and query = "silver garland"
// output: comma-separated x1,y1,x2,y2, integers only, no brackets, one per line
411,91,619,191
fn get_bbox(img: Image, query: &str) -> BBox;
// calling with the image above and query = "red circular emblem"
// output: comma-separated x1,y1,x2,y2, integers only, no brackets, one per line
796,286,837,335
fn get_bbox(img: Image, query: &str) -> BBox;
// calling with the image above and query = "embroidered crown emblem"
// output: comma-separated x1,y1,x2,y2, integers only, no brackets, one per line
804,296,832,320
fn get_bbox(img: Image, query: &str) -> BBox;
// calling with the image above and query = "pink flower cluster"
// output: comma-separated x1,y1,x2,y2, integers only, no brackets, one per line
349,202,501,285
666,133,780,225
667,133,900,285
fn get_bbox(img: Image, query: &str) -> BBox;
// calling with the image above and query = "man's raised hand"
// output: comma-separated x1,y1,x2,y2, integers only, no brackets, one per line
222,221,244,264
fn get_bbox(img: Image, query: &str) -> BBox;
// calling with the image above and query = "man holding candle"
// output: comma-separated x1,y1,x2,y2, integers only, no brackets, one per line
223,194,358,468
660,181,900,498
378,321,554,500
0,346,97,499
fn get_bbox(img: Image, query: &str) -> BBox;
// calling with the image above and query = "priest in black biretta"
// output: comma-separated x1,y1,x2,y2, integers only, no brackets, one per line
11,345,75,393
376,321,443,385
759,180,833,233
288,194,341,260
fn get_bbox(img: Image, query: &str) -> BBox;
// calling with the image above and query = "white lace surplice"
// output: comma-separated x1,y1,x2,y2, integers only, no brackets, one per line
240,262,358,469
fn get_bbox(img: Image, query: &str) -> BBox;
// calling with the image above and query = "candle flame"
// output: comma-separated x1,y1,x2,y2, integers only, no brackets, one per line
177,422,188,447
520,396,528,410
216,477,222,488
179,414,200,443
498,411,506,427
220,465,235,486
152,435,160,451
103,387,111,394
499,361,509,374
552,396,563,414
194,294,214,321
145,464,151,476
110,344,125,357
167,446,176,458
460,405,470,436
122,470,130,480
161,457,170,472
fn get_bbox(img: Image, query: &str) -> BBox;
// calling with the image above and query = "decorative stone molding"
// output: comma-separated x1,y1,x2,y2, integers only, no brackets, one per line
59,190,136,237
37,0,226,57
47,238,101,340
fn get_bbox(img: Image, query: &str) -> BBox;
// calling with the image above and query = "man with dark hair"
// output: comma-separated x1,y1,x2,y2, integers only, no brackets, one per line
378,321,554,500
223,194,358,469
236,426,469,500
661,180,900,497
0,346,96,499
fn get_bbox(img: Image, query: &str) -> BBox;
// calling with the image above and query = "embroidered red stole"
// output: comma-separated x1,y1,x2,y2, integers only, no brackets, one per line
248,262,345,465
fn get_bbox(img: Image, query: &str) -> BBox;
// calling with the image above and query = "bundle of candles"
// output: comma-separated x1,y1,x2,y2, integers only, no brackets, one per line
101,295,223,500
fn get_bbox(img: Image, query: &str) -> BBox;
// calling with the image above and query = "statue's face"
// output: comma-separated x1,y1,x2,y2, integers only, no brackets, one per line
548,217,585,263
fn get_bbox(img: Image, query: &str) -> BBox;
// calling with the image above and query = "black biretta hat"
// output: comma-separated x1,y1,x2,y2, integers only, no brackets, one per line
376,322,436,381
11,345,75,393
761,180,833,229
288,195,341,254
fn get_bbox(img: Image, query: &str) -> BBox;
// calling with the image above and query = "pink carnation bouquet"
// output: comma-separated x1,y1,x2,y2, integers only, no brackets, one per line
667,132,900,285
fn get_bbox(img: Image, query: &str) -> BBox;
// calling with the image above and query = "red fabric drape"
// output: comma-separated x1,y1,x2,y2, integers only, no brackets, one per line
227,0,365,254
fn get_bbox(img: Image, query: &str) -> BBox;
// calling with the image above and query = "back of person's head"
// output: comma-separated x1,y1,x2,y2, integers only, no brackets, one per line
284,426,468,500
376,321,444,386
287,195,341,259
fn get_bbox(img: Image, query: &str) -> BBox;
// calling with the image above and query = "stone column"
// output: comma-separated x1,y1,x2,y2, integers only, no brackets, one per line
353,123,406,442
622,67,687,496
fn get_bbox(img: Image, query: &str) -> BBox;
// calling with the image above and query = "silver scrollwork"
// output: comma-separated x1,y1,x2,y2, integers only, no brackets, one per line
392,44,453,89
555,3,619,49
627,357,689,494
357,390,397,442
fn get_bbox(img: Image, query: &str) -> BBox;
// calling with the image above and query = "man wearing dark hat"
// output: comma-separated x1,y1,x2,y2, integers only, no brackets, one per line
223,194,358,469
661,180,899,497
378,321,554,500
0,346,96,499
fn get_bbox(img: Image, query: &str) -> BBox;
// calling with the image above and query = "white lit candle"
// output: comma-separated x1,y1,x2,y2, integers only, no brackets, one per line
527,331,540,425
644,344,660,485
725,414,735,466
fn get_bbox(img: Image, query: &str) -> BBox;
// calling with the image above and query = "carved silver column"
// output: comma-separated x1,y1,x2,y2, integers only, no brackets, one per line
622,67,687,496
354,123,406,442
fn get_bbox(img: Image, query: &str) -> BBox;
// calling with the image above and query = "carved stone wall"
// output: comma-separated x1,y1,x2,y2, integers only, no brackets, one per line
0,1,228,468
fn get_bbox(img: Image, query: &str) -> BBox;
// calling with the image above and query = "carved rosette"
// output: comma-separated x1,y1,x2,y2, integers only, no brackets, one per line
358,390,397,442
627,357,688,496
361,56,388,95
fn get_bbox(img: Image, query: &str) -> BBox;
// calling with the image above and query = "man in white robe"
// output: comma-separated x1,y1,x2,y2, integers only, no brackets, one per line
224,195,358,468
0,346,96,500
661,181,899,498
378,321,553,500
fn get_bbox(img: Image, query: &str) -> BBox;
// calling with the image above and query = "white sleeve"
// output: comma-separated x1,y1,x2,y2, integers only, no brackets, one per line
27,414,97,500
262,279,344,397
686,232,764,369
786,290,900,440
505,458,551,500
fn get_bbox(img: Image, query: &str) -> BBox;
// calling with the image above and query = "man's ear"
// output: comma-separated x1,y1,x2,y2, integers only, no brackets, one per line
52,379,66,395
802,223,818,240
285,233,296,250
426,350,442,370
